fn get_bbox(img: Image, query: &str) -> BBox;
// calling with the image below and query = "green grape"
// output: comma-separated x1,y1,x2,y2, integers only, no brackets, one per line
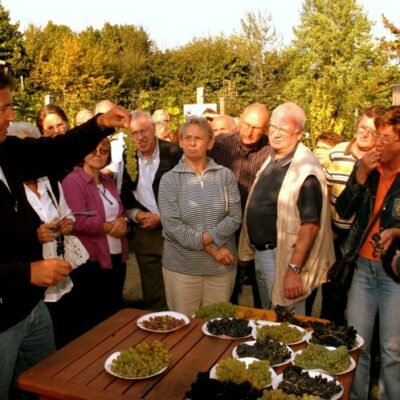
257,322,303,344
259,389,326,400
194,302,238,319
110,340,171,378
294,344,351,375
216,358,271,390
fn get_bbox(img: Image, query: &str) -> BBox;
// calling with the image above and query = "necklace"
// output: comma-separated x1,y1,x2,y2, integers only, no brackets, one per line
97,184,114,205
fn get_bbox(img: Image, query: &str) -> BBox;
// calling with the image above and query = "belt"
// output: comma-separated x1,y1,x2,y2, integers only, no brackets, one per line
254,243,276,251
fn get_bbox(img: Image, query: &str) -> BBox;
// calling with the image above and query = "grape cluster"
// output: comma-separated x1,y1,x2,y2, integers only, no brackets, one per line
141,315,185,331
236,337,291,365
216,358,272,390
294,343,351,375
110,340,171,378
259,389,325,400
309,321,357,349
257,323,303,344
195,302,238,319
207,318,251,338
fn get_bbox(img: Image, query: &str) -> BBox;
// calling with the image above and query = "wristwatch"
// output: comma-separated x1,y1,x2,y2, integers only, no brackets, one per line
289,263,302,274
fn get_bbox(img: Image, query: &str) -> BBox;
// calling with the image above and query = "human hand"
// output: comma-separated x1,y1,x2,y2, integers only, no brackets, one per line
391,250,400,277
283,269,303,299
96,105,131,130
57,217,74,235
212,247,234,266
356,148,382,184
30,259,72,287
37,222,58,243
136,212,161,230
109,217,128,238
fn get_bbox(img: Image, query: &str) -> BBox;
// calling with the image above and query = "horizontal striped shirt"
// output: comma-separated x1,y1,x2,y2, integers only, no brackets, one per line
325,140,357,230
159,158,242,275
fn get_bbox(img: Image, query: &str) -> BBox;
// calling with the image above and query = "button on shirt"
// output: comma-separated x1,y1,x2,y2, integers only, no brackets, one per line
133,140,160,217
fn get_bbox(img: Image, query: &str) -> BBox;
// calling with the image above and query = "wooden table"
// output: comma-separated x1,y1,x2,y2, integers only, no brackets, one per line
17,308,359,400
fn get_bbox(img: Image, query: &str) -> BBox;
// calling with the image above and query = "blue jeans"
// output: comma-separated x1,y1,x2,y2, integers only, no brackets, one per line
348,257,400,400
0,301,55,400
254,249,305,314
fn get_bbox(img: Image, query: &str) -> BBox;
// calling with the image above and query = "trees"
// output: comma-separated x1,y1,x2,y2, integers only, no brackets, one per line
282,0,393,143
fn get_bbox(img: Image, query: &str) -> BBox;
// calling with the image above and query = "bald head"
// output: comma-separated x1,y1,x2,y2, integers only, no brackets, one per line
238,103,269,147
211,115,237,136
95,100,116,115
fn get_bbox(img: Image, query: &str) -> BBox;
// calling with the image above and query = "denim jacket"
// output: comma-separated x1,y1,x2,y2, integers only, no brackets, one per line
336,162,400,282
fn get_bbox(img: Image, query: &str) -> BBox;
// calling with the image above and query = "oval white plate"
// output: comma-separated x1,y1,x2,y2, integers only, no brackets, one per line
232,340,295,367
104,351,168,380
252,321,308,345
136,311,190,333
306,332,364,352
275,370,344,400
293,347,356,375
210,357,278,389
202,318,256,339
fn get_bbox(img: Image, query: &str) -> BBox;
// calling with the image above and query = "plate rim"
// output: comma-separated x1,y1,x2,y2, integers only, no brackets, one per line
136,311,190,333
104,351,168,380
306,332,364,352
293,347,356,375
232,340,295,367
209,357,278,389
252,320,308,345
202,318,256,339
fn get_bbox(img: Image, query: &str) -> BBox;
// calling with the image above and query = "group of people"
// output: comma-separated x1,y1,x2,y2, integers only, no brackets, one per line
1,68,400,400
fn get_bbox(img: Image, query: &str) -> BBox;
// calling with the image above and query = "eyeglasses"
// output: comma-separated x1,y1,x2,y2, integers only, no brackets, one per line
269,124,294,137
91,147,110,156
131,127,151,137
372,133,400,144
241,121,264,135
357,126,376,136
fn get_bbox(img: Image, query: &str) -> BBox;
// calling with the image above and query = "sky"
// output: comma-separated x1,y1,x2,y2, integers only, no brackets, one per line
2,0,399,50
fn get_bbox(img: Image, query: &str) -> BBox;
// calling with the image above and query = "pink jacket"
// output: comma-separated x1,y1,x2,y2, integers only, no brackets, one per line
62,167,129,268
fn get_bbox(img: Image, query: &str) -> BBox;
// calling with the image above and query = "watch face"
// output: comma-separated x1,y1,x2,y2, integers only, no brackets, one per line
289,264,301,273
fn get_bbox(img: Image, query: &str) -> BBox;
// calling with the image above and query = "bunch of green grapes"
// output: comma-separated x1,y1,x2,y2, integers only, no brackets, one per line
216,358,272,390
194,302,238,319
257,323,303,344
111,340,171,378
259,389,326,400
294,344,351,375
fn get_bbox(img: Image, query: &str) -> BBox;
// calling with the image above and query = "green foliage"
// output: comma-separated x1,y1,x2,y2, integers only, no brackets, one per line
282,0,393,142
0,3,26,76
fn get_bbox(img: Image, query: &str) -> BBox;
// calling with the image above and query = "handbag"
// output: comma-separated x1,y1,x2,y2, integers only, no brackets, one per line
328,208,383,292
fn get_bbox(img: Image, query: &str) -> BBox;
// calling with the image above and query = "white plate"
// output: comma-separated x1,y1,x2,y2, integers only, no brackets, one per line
202,318,256,339
293,347,356,375
252,321,308,345
275,370,344,400
104,351,168,380
307,332,364,352
232,340,295,367
209,357,278,389
136,311,190,333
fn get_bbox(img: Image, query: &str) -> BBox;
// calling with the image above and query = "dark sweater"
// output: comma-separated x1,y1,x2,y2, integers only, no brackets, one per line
0,117,113,332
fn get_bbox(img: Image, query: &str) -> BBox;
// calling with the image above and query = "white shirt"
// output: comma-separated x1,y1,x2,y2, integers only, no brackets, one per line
131,139,160,219
105,132,126,193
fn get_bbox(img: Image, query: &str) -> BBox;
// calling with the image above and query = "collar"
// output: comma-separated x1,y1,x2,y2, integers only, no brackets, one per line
270,145,297,167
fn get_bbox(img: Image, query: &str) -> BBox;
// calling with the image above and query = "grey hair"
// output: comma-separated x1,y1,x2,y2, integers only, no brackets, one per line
272,102,306,131
178,116,214,140
7,122,41,139
130,110,153,124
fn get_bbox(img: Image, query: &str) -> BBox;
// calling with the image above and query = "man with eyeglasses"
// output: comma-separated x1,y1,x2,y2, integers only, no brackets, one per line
322,105,385,324
335,105,400,400
120,110,182,311
209,102,270,308
239,102,334,315
0,72,131,400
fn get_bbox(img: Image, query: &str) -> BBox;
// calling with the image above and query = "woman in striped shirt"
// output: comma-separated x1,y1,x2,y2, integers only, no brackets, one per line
158,117,242,316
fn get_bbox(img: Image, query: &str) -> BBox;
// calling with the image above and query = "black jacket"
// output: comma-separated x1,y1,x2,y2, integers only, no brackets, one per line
0,117,113,332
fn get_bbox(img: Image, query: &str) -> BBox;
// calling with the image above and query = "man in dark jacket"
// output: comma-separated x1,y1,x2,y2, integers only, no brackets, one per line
336,105,400,400
121,110,182,311
0,72,131,400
